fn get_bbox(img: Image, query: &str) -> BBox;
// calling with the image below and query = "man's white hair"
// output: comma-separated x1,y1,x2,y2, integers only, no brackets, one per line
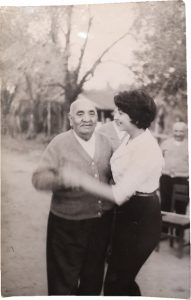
69,98,96,116
173,121,187,131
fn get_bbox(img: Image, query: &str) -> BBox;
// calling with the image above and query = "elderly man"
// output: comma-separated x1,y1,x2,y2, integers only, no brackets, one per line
32,99,114,295
160,121,189,215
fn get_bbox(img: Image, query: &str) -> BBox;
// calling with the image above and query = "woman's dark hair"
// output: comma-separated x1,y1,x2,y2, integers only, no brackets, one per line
114,89,157,129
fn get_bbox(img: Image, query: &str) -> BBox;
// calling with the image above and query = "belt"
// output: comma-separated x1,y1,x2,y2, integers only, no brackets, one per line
135,191,157,197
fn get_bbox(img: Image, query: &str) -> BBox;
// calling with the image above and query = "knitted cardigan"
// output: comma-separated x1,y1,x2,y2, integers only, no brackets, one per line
33,130,114,220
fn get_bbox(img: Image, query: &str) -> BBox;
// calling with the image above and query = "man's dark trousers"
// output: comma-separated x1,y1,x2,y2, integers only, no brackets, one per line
47,211,113,295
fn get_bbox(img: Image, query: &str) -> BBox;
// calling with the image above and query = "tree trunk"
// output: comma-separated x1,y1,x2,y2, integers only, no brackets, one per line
62,108,70,132
47,101,51,136
26,112,36,139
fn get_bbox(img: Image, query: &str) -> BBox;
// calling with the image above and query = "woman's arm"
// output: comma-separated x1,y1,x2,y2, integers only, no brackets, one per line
82,174,115,202
60,165,115,202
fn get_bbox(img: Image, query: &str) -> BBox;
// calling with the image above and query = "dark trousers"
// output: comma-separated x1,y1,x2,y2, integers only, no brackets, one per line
46,211,113,295
104,195,161,296
160,175,189,214
160,175,189,235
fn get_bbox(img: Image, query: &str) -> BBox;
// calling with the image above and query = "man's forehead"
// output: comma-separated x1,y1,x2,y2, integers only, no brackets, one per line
173,122,186,131
72,100,96,113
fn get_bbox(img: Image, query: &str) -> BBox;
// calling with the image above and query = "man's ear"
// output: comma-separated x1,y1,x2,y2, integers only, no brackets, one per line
68,113,73,127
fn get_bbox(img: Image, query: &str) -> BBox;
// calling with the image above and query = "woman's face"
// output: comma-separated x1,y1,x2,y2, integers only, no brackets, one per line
114,107,134,132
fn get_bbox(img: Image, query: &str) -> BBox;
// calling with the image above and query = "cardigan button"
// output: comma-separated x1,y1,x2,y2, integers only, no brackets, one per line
98,211,102,217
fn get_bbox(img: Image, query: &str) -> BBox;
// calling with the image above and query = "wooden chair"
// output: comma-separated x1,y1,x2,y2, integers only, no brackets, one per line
160,184,190,258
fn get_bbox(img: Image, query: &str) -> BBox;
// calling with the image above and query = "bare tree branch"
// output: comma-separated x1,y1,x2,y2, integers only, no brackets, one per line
48,7,66,44
43,83,66,89
50,10,58,44
75,9,93,82
60,26,67,37
63,6,73,76
77,31,130,89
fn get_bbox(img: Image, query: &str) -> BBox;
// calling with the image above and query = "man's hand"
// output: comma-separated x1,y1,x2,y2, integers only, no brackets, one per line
59,163,83,189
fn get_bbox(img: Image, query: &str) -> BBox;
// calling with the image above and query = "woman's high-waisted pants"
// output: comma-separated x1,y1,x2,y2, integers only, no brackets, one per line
104,194,161,296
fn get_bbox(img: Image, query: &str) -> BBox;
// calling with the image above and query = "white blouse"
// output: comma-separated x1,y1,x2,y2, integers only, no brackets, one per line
111,129,164,205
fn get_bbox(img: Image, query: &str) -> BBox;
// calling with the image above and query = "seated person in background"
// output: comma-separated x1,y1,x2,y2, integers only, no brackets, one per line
160,121,189,215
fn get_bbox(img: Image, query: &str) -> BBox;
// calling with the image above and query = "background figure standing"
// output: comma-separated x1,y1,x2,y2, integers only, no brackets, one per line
160,121,189,215
32,99,114,295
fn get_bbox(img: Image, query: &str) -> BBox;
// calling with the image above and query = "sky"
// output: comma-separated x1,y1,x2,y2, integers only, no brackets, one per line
25,2,139,90
77,2,138,90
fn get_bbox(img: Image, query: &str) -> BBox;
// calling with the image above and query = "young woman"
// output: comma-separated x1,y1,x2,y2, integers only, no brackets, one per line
62,89,164,296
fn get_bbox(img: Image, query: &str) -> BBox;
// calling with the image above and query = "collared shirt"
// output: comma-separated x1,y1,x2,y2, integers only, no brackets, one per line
73,130,96,159
111,129,164,205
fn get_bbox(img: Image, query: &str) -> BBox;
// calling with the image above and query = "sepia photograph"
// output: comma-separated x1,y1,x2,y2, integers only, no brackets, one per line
1,0,190,298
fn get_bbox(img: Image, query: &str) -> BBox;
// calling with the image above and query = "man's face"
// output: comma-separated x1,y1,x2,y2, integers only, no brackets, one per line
69,100,98,140
173,123,186,142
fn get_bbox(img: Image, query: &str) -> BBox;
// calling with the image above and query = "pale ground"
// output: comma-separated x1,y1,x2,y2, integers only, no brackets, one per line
1,136,190,298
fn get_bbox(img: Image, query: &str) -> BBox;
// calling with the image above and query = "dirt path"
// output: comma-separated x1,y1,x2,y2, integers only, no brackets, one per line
1,139,50,296
1,137,190,298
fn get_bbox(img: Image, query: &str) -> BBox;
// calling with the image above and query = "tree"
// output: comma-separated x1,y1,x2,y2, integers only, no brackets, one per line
0,7,28,134
0,7,65,135
46,5,134,130
1,5,137,134
129,0,187,132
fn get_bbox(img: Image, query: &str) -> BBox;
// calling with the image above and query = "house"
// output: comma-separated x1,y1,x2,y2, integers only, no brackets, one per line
79,89,116,123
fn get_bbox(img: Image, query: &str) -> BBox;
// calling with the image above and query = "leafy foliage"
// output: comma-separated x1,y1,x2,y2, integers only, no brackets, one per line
0,2,187,136
129,0,187,128
1,5,135,133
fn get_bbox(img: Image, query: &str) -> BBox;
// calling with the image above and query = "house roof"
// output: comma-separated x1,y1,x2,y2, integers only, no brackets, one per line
82,90,116,110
